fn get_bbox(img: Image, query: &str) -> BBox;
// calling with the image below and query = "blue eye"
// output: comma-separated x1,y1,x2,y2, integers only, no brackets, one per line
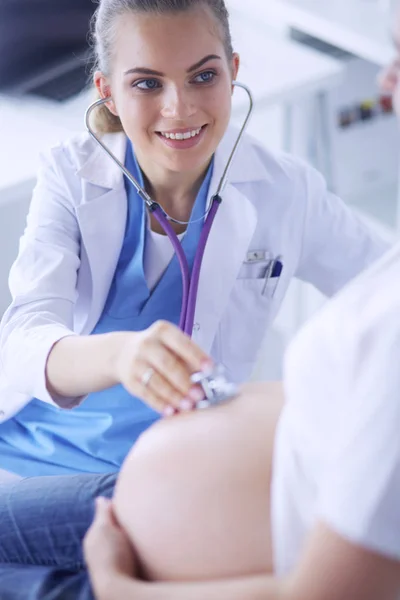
134,79,161,91
193,71,216,84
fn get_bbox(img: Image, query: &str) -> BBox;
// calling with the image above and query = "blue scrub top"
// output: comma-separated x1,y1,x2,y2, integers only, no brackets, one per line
0,141,214,477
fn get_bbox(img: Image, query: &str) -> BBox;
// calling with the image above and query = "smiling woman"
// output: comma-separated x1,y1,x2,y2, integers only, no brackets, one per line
92,2,239,206
90,1,234,132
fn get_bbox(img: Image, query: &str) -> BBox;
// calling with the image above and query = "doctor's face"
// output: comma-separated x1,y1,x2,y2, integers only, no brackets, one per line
98,7,239,176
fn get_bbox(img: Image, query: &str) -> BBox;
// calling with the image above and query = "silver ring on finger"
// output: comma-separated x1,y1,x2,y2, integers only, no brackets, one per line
141,367,155,388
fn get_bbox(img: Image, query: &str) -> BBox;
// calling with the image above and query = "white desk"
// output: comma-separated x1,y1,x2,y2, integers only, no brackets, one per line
264,0,394,66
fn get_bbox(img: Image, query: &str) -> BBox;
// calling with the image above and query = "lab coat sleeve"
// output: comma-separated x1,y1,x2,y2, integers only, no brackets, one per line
0,147,83,409
295,163,390,297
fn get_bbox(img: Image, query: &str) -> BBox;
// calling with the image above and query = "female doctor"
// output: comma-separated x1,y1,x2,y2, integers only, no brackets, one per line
0,0,388,481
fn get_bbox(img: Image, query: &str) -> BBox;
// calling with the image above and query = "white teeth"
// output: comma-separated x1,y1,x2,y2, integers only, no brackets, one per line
161,127,202,140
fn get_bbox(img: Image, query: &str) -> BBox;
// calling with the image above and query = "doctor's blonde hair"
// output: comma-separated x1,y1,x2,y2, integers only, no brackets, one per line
90,0,233,133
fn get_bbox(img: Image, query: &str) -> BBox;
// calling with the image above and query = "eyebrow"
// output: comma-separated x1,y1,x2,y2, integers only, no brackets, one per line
123,54,222,77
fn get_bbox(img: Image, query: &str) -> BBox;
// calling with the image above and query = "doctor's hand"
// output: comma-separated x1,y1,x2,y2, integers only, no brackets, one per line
112,321,212,416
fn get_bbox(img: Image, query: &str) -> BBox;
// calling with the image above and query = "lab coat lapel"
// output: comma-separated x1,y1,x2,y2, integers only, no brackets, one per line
75,190,127,334
75,133,128,333
193,182,257,354
191,126,266,353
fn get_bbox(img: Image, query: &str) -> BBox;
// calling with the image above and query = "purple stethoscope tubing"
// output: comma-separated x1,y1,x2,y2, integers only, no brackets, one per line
85,81,254,337
151,198,220,334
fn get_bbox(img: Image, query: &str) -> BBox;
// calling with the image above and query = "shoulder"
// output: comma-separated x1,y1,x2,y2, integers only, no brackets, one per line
39,131,126,178
247,133,309,180
223,125,319,198
35,131,127,205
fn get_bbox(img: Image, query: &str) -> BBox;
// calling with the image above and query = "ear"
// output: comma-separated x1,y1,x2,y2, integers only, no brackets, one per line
93,70,119,116
231,53,240,91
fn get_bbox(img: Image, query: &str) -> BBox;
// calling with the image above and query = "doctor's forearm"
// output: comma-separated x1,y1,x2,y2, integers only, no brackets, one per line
45,332,125,399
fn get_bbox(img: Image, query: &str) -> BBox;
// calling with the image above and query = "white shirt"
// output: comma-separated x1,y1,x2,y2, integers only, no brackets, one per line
272,243,400,575
144,226,185,292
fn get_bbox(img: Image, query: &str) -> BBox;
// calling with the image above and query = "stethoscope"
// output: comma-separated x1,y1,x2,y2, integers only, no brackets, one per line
85,81,254,337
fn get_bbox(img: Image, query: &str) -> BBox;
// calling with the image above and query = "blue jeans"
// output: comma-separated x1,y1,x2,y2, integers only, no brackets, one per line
0,472,118,599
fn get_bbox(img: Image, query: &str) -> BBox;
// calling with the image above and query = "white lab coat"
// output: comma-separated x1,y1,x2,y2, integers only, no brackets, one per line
0,126,389,422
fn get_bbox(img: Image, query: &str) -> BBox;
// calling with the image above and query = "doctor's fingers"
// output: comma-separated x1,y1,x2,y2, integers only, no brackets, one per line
133,378,174,415
142,342,205,402
131,362,194,414
148,321,212,372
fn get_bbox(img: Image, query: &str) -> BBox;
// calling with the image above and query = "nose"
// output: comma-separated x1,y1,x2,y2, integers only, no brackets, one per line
160,85,196,120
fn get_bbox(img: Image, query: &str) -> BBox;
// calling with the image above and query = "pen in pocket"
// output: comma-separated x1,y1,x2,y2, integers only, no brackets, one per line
262,257,283,295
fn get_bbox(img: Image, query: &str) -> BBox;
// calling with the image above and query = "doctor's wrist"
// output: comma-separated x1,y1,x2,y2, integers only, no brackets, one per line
45,332,131,400
106,331,133,386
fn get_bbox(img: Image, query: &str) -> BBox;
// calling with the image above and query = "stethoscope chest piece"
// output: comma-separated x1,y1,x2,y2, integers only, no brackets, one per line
191,364,238,409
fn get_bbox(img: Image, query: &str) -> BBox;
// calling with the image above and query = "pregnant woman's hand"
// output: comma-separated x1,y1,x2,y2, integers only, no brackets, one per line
113,321,212,415
84,497,138,597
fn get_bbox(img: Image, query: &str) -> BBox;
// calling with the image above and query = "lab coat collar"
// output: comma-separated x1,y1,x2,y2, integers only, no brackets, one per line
76,125,267,191
76,132,128,190
211,125,268,190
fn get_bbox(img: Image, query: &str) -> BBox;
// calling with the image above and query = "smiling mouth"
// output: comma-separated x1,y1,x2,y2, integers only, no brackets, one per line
156,125,207,140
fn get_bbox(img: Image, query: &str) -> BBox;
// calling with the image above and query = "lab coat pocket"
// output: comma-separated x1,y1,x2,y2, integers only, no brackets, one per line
220,277,280,368
236,276,280,300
